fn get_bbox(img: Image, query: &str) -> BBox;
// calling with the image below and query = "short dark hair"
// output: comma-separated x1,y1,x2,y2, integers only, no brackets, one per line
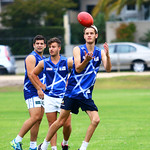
33,35,46,44
47,37,61,47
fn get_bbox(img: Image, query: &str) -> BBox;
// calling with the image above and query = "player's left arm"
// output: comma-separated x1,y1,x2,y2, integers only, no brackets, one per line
101,42,112,72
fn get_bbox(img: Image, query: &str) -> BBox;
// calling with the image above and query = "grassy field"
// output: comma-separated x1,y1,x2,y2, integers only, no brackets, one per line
0,75,150,150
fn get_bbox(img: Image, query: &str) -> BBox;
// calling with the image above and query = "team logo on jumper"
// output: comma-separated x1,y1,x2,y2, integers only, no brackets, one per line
86,89,90,94
46,67,53,71
59,66,66,71
94,57,99,61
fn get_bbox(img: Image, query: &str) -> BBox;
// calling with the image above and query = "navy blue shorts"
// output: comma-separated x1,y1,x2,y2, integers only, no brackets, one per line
61,96,98,114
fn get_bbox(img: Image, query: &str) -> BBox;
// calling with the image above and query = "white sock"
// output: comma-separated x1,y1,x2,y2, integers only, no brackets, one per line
62,139,68,145
41,139,50,150
30,141,37,149
15,135,23,143
80,141,89,150
51,146,57,150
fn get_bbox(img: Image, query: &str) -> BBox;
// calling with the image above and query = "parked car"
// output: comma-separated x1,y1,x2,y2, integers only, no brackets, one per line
100,42,150,72
0,45,16,74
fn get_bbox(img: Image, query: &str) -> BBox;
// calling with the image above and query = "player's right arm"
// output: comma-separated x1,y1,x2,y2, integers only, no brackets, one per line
32,60,46,99
73,46,93,73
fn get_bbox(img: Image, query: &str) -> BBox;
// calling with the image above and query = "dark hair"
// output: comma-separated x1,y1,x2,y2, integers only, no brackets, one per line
33,35,46,44
47,37,61,47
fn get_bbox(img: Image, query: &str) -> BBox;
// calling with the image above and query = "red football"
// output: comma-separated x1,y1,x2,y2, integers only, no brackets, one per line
77,12,93,27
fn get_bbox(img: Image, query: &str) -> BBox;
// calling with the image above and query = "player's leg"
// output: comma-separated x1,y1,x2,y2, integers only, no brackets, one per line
19,107,43,137
44,94,61,150
46,112,57,150
29,106,44,150
11,97,44,150
79,111,100,150
85,111,100,141
62,114,72,150
40,109,71,150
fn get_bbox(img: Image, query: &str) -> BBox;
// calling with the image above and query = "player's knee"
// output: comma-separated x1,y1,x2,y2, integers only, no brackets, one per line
92,117,100,126
33,115,43,121
59,119,66,127
48,120,55,127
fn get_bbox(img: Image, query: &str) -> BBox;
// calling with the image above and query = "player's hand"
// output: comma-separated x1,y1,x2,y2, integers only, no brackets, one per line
103,42,109,57
84,51,94,61
37,89,44,99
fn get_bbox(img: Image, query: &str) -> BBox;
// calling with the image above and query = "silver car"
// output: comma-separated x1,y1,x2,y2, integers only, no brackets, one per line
100,42,150,72
0,45,16,74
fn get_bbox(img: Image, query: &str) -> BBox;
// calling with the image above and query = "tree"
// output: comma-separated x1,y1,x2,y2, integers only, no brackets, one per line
0,0,77,28
92,0,150,20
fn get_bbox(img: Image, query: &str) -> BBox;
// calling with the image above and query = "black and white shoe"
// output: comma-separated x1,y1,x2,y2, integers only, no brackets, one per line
61,142,69,150
37,143,43,150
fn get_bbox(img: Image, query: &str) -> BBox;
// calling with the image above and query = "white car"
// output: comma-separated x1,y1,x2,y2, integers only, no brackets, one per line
100,42,150,72
0,45,16,74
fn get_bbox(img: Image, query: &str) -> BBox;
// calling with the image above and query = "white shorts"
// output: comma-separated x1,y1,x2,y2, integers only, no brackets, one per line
26,96,44,109
44,94,62,113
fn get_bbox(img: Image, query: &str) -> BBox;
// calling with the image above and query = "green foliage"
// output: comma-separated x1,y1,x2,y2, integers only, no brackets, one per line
94,13,106,43
70,23,85,44
139,30,150,42
0,26,64,55
112,22,136,42
0,0,77,27
92,0,150,20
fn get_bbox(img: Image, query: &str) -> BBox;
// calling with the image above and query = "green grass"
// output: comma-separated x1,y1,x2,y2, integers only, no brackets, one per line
0,75,150,150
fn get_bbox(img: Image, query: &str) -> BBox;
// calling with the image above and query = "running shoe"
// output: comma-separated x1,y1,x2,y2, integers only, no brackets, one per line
37,143,43,150
29,148,37,150
61,142,69,150
10,139,23,150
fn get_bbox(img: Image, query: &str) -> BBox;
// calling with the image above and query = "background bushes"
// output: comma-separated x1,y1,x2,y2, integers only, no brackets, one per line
0,26,64,55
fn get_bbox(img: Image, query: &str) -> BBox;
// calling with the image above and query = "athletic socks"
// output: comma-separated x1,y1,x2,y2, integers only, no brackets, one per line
15,135,23,143
41,139,50,150
62,139,68,145
30,141,37,149
80,141,89,150
51,146,57,150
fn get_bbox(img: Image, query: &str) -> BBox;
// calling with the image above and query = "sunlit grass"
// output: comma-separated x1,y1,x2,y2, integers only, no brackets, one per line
0,75,150,150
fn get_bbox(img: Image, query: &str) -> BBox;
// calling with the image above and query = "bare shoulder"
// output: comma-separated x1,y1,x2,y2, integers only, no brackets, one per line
73,46,80,52
73,46,80,55
26,55,35,62
67,57,73,69
68,57,73,62
25,55,36,65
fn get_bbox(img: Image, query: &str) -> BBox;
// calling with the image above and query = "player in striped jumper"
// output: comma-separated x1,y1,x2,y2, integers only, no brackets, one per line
32,37,73,150
37,25,111,150
11,35,46,150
